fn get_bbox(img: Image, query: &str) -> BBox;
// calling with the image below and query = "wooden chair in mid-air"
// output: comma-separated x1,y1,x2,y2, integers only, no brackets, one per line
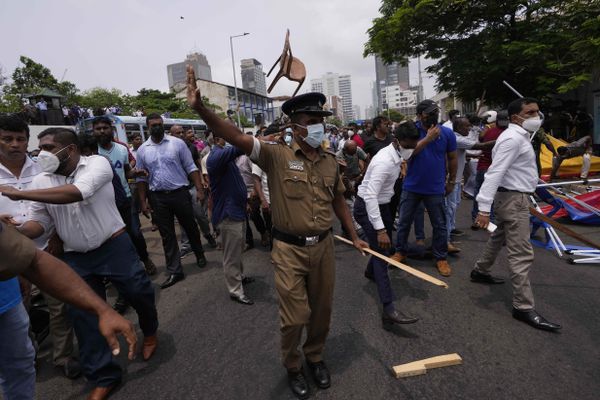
267,29,306,96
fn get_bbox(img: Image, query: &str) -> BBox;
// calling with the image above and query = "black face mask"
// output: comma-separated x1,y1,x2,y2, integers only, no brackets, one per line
150,125,164,136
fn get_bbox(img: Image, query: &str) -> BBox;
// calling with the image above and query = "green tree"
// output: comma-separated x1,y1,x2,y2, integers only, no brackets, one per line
386,109,405,122
78,87,125,111
365,0,600,106
8,56,58,95
327,117,343,127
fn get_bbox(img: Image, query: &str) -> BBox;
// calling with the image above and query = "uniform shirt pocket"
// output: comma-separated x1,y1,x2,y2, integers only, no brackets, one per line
315,176,336,202
283,171,308,199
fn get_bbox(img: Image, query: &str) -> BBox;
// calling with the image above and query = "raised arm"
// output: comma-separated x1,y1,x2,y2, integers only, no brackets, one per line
187,65,254,154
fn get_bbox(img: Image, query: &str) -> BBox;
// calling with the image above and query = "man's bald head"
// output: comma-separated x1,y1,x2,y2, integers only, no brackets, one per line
170,125,184,139
344,140,358,155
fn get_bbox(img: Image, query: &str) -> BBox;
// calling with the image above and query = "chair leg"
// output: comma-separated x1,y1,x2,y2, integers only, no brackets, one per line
267,56,281,77
267,70,285,94
292,77,305,97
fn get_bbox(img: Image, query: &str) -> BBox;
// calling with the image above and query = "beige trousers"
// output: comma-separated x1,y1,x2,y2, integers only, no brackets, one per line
475,191,535,310
218,218,246,297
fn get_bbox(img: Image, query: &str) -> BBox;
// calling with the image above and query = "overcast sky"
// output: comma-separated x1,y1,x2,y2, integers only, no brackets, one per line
0,0,436,118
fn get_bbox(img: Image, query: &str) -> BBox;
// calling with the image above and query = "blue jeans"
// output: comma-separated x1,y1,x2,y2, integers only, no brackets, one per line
0,302,36,400
446,183,461,240
395,191,448,260
353,197,395,305
62,233,158,387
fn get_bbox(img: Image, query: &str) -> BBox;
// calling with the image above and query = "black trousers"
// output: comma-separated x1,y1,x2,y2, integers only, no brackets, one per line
150,188,204,276
249,196,272,235
118,197,149,262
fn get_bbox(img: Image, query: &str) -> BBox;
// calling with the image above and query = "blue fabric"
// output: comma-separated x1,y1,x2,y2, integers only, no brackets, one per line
403,122,457,195
0,278,21,315
354,197,396,305
445,183,461,240
0,302,35,399
207,145,248,226
98,143,131,197
62,233,157,386
396,190,448,260
136,136,197,191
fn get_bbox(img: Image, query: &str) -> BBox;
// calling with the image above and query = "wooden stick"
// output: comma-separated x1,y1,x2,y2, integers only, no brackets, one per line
334,235,449,289
393,353,463,378
529,207,600,250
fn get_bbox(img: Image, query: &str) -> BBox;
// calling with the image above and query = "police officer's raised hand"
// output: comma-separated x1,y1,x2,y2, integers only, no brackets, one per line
186,65,204,111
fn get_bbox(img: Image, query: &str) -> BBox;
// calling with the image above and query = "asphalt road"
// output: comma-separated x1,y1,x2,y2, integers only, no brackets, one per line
28,199,600,400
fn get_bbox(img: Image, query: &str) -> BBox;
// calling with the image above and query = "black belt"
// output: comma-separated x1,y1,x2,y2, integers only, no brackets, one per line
151,186,187,195
498,187,533,195
272,228,331,247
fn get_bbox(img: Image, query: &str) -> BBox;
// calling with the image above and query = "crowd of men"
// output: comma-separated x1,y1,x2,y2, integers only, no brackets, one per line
0,64,594,399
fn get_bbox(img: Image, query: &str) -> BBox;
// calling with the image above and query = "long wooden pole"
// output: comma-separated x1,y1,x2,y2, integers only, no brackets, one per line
529,207,600,250
334,235,449,288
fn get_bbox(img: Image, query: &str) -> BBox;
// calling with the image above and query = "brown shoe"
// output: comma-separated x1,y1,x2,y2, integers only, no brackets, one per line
143,258,157,276
142,335,158,361
436,260,452,277
447,242,461,254
87,384,117,400
389,252,407,263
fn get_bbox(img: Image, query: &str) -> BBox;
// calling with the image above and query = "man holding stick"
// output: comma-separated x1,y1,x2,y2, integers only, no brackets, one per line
474,97,561,332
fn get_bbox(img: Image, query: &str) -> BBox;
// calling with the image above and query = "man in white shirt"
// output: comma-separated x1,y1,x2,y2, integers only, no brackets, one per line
353,120,438,329
474,97,561,332
442,109,460,129
0,128,160,399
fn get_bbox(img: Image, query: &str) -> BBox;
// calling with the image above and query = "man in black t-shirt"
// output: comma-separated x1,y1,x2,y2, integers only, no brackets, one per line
363,116,392,158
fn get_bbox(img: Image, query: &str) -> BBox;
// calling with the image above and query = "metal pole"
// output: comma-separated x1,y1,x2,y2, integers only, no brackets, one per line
229,32,249,129
537,178,600,188
502,80,524,98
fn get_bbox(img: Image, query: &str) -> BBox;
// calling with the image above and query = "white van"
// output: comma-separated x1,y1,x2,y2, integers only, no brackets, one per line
76,115,208,144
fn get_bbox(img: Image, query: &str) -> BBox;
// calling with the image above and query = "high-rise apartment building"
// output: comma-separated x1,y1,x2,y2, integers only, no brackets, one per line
310,72,354,122
240,58,267,96
167,52,212,90
374,55,414,114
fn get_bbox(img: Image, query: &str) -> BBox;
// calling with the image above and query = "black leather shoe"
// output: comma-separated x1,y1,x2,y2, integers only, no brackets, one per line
230,294,254,305
242,276,255,284
382,310,419,329
364,269,374,281
160,274,184,289
512,308,561,332
60,358,81,379
287,370,310,399
196,254,207,268
470,269,505,284
307,360,331,389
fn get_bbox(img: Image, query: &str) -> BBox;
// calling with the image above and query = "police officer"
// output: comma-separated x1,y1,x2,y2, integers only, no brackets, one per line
186,65,368,399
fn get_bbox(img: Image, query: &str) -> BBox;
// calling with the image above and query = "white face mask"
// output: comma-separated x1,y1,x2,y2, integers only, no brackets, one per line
37,146,69,173
294,123,325,148
347,130,355,137
521,116,543,133
396,145,414,161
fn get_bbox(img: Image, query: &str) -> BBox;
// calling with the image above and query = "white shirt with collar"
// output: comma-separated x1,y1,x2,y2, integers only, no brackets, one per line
454,129,479,183
357,143,404,230
476,123,538,212
28,155,125,253
0,156,52,249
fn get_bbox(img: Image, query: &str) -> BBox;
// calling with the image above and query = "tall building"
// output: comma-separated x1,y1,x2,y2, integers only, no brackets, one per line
374,55,411,112
167,52,212,91
353,105,361,120
240,58,267,96
310,72,354,122
381,86,418,117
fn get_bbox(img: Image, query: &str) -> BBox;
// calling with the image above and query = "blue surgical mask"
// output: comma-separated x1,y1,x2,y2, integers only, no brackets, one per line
295,123,325,148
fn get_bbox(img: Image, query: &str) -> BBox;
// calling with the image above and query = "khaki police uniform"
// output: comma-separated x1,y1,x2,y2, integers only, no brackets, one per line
252,137,345,372
0,221,37,281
